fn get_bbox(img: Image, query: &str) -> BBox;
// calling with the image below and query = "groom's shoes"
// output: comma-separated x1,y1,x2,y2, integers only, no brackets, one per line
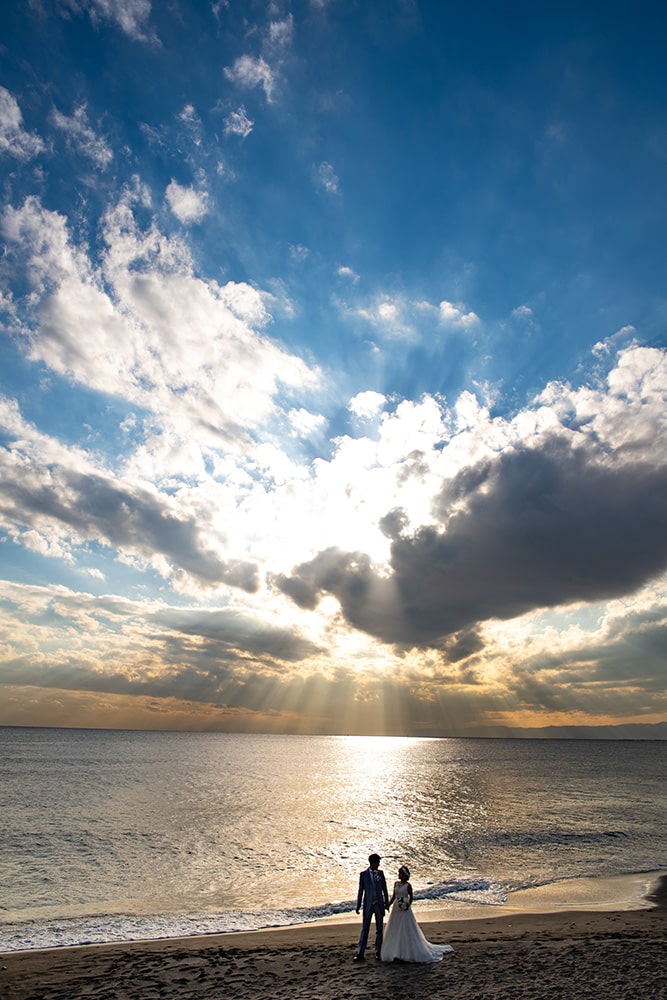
352,953,365,962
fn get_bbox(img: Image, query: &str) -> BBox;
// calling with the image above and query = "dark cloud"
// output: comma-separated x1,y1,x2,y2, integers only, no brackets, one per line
276,437,667,648
379,507,408,540
0,589,322,710
151,607,322,664
1,466,260,591
441,627,485,663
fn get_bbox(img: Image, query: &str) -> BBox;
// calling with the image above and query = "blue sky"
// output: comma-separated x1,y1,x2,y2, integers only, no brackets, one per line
0,0,666,735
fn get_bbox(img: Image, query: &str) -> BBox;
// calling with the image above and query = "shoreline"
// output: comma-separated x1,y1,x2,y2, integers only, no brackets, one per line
1,869,661,952
1,875,665,1000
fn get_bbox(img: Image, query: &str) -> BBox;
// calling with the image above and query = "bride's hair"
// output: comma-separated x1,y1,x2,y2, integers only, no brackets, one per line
398,865,410,880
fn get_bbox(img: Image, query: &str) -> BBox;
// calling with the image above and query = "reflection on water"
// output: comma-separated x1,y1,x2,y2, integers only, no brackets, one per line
1,729,665,922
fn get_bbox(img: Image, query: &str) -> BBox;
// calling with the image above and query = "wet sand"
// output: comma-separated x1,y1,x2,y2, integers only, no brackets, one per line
2,877,666,1000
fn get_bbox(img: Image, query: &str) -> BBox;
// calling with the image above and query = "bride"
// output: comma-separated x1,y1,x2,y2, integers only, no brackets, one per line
380,866,454,963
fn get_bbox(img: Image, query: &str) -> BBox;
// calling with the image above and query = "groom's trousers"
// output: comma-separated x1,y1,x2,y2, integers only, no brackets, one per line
357,901,385,956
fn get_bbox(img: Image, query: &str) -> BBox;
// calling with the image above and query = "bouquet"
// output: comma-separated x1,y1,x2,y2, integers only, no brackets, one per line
397,896,411,910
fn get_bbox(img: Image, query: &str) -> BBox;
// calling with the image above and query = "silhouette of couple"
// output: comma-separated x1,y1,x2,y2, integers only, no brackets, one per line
354,853,454,964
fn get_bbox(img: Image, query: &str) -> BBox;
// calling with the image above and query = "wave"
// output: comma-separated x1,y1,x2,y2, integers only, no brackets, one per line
3,865,664,953
0,877,515,952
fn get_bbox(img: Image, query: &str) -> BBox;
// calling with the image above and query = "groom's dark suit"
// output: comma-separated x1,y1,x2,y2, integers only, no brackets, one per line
356,864,389,958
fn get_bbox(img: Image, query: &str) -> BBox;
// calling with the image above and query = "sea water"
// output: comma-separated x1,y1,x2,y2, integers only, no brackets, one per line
0,728,665,951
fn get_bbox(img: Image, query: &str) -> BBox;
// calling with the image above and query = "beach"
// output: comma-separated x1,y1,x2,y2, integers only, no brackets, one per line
3,877,665,1000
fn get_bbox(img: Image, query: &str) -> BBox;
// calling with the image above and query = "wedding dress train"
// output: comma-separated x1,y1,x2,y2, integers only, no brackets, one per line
380,881,454,963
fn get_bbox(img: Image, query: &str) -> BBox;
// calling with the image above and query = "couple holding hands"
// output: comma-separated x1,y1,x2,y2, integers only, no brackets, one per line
354,853,454,964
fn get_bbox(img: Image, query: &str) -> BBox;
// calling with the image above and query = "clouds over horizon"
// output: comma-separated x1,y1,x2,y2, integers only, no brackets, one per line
1,289,665,730
1,181,666,720
1,4,666,734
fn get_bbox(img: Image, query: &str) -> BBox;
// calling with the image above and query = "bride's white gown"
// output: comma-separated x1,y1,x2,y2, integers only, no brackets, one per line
380,882,454,963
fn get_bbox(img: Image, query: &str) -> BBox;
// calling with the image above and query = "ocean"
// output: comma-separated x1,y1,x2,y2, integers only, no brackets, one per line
0,727,665,952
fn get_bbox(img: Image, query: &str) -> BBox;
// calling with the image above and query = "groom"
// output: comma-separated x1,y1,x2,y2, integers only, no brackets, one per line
354,853,389,961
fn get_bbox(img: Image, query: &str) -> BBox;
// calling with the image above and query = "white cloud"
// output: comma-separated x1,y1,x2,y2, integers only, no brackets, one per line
20,528,75,562
592,325,637,357
317,161,340,194
50,105,113,169
224,55,277,103
177,103,203,146
268,14,294,50
62,0,154,42
1,194,321,456
355,294,416,340
346,290,479,344
178,104,198,126
0,87,45,161
165,181,209,224
82,567,106,581
349,391,386,419
290,244,309,262
224,106,254,138
288,408,327,437
338,265,359,283
511,304,539,333
454,389,486,431
439,299,479,329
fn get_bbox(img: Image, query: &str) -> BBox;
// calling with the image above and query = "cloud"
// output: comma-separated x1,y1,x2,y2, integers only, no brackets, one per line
62,0,154,42
354,294,412,339
439,299,479,329
50,105,113,169
0,581,322,706
338,265,360,283
521,605,667,696
289,244,309,261
346,290,480,344
176,103,204,148
1,188,665,732
349,391,386,419
275,346,667,648
288,408,327,437
224,106,254,139
1,194,319,451
222,13,293,107
317,161,340,194
268,14,294,51
478,587,667,725
165,180,209,223
0,87,45,160
592,325,637,358
224,55,277,103
0,398,260,592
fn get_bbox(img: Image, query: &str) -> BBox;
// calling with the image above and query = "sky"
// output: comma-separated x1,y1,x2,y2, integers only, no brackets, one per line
0,0,666,737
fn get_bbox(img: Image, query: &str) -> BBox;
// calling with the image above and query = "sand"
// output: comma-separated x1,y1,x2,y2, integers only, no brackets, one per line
2,877,666,1000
